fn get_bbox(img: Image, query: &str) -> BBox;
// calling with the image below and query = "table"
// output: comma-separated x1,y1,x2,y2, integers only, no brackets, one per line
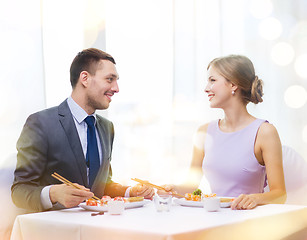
10,201,307,240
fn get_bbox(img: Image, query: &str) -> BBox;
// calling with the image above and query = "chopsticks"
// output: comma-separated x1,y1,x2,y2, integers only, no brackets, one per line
131,178,185,198
51,172,100,201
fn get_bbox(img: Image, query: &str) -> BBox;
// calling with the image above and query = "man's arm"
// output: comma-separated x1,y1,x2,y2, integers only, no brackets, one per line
11,113,48,211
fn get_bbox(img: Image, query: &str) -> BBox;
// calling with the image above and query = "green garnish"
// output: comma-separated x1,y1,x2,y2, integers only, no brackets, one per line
193,189,202,196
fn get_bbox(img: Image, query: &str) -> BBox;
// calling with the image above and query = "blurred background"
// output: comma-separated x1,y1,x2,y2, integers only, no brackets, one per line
1,0,306,187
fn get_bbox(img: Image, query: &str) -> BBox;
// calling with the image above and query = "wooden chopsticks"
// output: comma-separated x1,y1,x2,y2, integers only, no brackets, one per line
131,178,185,198
51,172,100,201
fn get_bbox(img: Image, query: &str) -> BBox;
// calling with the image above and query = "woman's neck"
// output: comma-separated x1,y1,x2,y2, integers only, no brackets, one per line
220,105,255,132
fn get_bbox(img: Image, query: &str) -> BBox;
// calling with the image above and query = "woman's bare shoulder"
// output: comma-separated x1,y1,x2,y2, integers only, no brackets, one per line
193,123,210,151
257,122,281,149
197,123,210,133
258,122,279,137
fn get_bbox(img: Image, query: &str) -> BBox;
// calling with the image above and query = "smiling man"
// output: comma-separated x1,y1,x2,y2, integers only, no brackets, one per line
11,48,154,212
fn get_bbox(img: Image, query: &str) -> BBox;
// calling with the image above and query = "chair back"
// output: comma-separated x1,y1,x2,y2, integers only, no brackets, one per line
264,145,307,205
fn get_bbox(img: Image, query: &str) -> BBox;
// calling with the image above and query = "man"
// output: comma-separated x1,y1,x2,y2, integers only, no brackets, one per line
11,48,154,212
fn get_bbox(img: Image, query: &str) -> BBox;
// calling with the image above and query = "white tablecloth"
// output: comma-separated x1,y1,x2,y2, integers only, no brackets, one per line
10,201,307,240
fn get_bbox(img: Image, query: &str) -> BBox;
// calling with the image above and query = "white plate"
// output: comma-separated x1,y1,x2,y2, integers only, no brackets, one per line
173,198,203,207
219,197,234,208
174,197,234,208
79,200,151,212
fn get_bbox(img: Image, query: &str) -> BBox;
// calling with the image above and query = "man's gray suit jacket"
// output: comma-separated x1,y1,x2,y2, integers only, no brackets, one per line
11,100,115,211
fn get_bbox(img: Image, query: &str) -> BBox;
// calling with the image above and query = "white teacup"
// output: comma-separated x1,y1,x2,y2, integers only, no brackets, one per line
203,197,220,212
154,195,172,212
108,200,125,215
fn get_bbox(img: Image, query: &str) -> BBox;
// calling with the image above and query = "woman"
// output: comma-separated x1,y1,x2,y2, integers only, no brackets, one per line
183,55,286,210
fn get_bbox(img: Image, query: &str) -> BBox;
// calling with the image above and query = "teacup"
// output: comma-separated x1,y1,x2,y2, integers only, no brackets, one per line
108,200,125,215
154,195,172,212
203,197,220,212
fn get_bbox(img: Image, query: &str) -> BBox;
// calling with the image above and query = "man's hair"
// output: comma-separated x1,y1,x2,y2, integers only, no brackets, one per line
70,48,116,88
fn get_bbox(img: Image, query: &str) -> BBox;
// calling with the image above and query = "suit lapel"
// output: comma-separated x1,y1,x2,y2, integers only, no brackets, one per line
96,118,109,162
58,100,88,186
92,116,112,196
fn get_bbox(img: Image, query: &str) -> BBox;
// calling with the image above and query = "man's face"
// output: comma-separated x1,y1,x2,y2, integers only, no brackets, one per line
86,60,119,112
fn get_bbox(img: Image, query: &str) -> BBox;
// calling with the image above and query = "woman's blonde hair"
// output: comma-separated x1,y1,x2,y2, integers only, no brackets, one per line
207,55,263,104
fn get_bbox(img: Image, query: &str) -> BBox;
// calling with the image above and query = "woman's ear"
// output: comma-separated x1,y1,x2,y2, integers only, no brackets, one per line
231,83,238,92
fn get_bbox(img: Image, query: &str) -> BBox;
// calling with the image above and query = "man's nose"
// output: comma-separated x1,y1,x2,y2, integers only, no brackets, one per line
112,81,119,93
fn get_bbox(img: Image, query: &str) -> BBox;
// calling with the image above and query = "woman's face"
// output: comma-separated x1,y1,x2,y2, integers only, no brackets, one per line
205,66,234,108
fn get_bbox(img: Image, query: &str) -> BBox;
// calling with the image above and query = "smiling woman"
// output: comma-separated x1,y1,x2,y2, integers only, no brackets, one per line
172,55,287,210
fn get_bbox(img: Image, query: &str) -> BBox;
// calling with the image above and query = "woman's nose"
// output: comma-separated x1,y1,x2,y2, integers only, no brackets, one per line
204,83,210,93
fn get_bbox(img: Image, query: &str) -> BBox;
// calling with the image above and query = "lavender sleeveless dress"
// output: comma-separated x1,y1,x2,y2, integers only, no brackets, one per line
202,119,267,197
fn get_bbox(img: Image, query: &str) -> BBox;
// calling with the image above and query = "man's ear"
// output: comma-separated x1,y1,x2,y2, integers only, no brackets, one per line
79,71,89,87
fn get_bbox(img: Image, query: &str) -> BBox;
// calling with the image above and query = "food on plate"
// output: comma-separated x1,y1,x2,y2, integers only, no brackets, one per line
192,189,202,196
203,193,217,198
86,196,117,206
101,196,112,204
177,191,234,208
126,196,144,202
86,198,99,206
113,196,126,202
185,189,218,202
85,195,145,206
185,193,200,201
185,189,202,201
220,197,234,203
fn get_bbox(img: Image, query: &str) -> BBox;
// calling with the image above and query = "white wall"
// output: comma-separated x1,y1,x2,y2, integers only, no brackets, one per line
0,0,45,166
1,0,306,185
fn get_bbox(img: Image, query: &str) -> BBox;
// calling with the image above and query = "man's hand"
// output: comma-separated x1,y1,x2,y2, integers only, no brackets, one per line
130,184,155,199
50,183,94,208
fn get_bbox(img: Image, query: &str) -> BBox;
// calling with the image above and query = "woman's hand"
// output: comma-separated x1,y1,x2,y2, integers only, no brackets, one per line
130,183,155,199
156,184,176,196
231,194,259,210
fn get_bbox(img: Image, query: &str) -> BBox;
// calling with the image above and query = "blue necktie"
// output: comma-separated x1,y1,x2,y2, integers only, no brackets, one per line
84,116,100,188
